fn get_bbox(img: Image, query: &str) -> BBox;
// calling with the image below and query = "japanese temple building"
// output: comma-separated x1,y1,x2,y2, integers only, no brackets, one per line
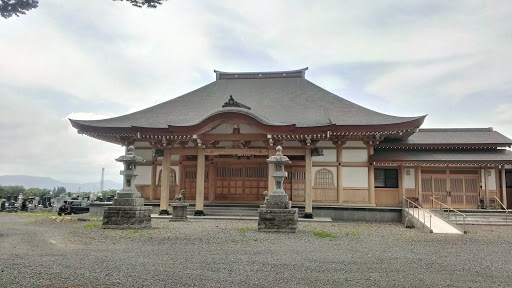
70,68,512,217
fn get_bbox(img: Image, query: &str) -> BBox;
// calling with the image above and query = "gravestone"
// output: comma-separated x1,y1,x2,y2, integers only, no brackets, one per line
258,146,298,233
102,146,152,229
1,199,6,211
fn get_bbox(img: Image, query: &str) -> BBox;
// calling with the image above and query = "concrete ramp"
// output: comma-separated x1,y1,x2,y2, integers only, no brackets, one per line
404,208,462,234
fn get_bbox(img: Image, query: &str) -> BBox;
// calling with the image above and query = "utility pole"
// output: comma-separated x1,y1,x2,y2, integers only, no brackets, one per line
100,167,105,192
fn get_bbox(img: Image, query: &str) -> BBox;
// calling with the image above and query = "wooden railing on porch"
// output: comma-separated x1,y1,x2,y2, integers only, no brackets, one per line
403,197,432,232
430,197,466,233
494,196,509,225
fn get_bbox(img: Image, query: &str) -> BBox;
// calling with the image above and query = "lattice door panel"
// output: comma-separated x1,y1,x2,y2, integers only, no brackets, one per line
244,166,267,201
215,167,244,201
183,167,208,201
433,177,448,204
450,177,464,207
464,177,479,208
291,167,305,202
420,176,433,207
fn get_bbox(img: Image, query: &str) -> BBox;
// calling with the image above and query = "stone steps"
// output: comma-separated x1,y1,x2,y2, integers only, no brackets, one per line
445,212,512,226
169,205,307,217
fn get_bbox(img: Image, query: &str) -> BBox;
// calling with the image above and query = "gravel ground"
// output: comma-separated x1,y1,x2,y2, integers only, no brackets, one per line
1,213,511,288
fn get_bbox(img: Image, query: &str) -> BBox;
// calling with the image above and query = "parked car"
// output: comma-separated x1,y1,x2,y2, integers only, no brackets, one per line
58,200,89,216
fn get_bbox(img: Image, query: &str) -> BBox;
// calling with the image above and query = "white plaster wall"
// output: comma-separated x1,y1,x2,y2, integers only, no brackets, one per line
312,149,337,162
248,141,265,147
481,169,496,190
282,141,301,147
206,123,262,134
342,149,368,162
404,168,415,189
134,141,151,148
342,167,368,188
317,140,335,148
171,155,179,161
135,149,153,161
134,166,151,185
312,167,337,186
343,141,366,148
506,165,512,169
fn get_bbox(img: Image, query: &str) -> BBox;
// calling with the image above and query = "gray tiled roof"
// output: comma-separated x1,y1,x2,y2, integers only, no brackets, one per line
71,77,423,128
371,149,512,163
379,128,512,146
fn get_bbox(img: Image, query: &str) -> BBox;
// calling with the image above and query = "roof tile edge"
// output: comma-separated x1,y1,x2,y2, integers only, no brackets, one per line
214,67,308,80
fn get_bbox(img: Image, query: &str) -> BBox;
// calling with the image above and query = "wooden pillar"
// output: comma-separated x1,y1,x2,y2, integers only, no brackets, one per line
208,163,215,202
194,148,205,215
268,149,275,193
484,166,489,208
368,164,375,205
336,145,343,204
416,166,422,204
150,158,156,201
159,147,171,215
304,147,313,218
399,165,405,201
501,166,507,209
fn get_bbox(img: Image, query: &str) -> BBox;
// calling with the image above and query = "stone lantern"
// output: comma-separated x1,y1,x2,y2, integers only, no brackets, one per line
102,146,152,229
258,146,298,232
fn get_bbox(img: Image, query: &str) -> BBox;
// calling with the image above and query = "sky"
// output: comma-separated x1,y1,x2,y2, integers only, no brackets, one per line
1,0,511,185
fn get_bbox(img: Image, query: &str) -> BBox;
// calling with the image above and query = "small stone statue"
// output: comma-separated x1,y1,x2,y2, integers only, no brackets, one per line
263,191,269,204
175,190,186,203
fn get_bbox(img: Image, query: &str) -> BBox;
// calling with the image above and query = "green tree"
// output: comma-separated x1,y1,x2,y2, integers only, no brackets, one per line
0,185,25,199
1,0,167,19
55,186,66,197
101,189,118,198
24,187,43,197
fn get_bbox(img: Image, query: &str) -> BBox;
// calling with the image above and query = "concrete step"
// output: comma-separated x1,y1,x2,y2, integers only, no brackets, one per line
445,213,512,225
168,206,307,217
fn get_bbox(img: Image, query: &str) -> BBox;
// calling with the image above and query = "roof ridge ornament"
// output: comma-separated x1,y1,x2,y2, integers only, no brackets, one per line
222,95,251,110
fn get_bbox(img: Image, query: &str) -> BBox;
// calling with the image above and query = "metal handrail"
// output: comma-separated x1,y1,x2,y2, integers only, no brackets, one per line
493,196,509,225
430,197,466,233
403,197,432,232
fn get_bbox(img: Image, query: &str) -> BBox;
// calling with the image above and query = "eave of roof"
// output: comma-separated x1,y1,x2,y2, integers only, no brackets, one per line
370,149,512,165
377,128,512,148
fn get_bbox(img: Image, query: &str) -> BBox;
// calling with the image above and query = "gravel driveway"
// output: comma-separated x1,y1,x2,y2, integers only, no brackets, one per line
1,213,511,288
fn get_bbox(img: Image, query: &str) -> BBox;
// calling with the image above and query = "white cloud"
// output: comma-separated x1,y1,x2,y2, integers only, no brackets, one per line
1,0,512,184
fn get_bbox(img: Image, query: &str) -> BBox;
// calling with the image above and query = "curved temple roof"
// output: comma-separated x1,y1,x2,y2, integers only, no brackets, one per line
70,68,426,134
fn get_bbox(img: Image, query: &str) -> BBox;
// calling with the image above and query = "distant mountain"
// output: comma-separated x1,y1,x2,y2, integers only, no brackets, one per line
0,175,121,192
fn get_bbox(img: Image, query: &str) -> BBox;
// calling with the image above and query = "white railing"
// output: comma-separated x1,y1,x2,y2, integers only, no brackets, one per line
430,197,466,233
494,196,509,225
403,197,432,232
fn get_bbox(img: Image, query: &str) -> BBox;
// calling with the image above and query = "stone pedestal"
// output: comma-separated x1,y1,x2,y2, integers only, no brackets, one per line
170,203,189,221
258,207,298,233
102,191,152,229
103,206,152,228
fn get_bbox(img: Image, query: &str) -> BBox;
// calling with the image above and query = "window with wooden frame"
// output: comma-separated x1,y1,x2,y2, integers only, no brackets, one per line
157,168,177,186
314,168,335,187
375,169,398,188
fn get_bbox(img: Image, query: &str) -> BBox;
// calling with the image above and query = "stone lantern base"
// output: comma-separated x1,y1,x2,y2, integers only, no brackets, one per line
258,207,298,233
102,191,152,229
258,196,298,233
